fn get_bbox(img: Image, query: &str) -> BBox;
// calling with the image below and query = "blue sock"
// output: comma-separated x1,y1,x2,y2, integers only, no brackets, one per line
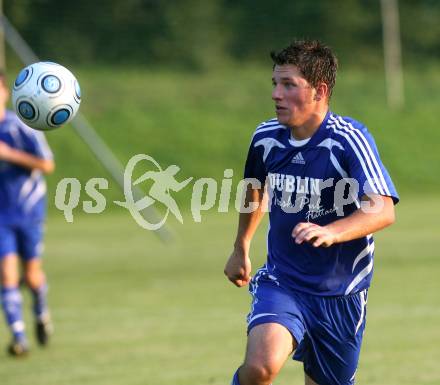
1,287,26,342
31,283,49,320
231,368,241,385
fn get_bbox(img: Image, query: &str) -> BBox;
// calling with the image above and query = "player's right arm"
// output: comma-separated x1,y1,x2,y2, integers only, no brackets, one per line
0,140,54,174
224,184,266,287
225,120,274,287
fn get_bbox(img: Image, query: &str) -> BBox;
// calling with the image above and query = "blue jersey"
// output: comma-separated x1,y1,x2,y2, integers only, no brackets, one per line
0,111,53,225
244,111,399,296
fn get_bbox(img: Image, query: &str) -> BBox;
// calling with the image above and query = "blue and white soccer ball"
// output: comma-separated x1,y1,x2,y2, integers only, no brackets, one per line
12,62,81,131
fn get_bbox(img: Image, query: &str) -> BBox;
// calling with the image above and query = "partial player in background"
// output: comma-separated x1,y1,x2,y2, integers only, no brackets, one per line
0,71,54,356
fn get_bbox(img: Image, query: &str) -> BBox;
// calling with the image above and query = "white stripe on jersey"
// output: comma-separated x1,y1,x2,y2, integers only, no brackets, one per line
248,313,277,324
317,137,361,208
24,179,47,213
256,118,278,129
327,119,381,195
329,116,384,194
345,259,373,295
18,170,40,201
317,138,348,178
351,242,375,273
252,124,284,139
316,138,345,152
247,266,269,323
329,152,348,178
335,116,391,196
355,290,367,334
266,221,271,258
254,137,286,162
329,115,390,196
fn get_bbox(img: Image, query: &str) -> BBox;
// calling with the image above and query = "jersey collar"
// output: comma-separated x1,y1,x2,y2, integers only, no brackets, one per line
287,110,331,148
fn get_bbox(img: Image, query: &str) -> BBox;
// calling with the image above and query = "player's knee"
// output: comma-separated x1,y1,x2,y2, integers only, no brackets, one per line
242,359,280,384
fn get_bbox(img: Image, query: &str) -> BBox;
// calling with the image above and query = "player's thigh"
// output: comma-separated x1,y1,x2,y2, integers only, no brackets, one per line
294,290,367,385
244,322,296,374
0,225,20,286
0,225,18,257
16,222,44,261
15,222,45,287
247,267,306,348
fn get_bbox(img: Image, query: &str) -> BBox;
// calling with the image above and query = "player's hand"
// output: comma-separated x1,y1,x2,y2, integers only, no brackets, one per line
224,246,252,288
0,141,13,161
292,222,338,248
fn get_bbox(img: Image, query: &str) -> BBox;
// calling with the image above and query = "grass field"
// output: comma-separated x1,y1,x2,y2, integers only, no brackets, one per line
0,195,438,385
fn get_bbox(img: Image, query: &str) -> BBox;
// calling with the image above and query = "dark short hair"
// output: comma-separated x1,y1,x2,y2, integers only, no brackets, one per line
271,40,338,98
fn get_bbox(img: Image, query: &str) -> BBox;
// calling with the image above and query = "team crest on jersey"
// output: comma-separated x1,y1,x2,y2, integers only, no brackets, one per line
291,152,306,165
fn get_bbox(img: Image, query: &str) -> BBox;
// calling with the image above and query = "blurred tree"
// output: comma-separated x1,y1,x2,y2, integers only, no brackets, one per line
399,0,440,61
223,0,382,66
3,0,439,68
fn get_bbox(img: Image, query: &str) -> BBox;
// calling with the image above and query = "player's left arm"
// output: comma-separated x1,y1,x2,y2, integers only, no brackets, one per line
292,194,395,247
0,140,55,174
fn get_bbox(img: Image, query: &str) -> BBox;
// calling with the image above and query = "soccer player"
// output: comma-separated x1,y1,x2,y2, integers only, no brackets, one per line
224,40,398,385
0,72,54,356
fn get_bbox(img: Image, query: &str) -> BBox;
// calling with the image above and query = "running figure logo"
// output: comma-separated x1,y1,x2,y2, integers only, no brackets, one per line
114,154,192,230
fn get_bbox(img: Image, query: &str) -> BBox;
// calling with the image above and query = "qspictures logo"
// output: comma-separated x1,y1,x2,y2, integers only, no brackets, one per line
54,154,384,230
113,154,192,230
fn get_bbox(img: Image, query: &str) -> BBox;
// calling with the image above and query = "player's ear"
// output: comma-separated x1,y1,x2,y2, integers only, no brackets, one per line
314,83,328,102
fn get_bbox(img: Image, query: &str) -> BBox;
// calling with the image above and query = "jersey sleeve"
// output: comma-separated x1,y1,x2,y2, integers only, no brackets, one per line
344,128,399,204
20,126,54,160
243,136,267,185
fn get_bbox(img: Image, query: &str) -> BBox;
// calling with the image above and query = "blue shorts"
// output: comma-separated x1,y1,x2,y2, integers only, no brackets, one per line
247,267,368,385
0,222,44,261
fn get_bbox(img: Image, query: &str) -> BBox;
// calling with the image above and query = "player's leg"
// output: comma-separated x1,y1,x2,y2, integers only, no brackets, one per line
19,222,53,345
0,224,29,355
0,252,29,356
231,267,306,385
293,290,368,385
24,257,49,316
237,323,296,385
24,257,47,312
0,252,20,285
23,257,53,345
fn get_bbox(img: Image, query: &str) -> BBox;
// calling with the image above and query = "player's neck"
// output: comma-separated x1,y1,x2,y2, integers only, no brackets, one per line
290,108,328,140
0,108,6,122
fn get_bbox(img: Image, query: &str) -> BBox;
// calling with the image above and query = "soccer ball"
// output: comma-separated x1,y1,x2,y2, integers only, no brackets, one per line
12,62,81,131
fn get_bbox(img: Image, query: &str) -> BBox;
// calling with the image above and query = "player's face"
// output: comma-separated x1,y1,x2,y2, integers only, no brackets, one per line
272,65,317,128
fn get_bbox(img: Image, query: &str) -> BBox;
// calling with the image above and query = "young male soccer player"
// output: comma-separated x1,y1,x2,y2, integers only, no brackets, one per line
224,40,398,385
0,72,54,356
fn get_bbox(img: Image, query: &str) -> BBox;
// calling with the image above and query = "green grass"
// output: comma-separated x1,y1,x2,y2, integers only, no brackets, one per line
0,195,439,384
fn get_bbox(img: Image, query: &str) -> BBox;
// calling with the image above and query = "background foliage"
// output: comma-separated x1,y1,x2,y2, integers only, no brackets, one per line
4,0,440,68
